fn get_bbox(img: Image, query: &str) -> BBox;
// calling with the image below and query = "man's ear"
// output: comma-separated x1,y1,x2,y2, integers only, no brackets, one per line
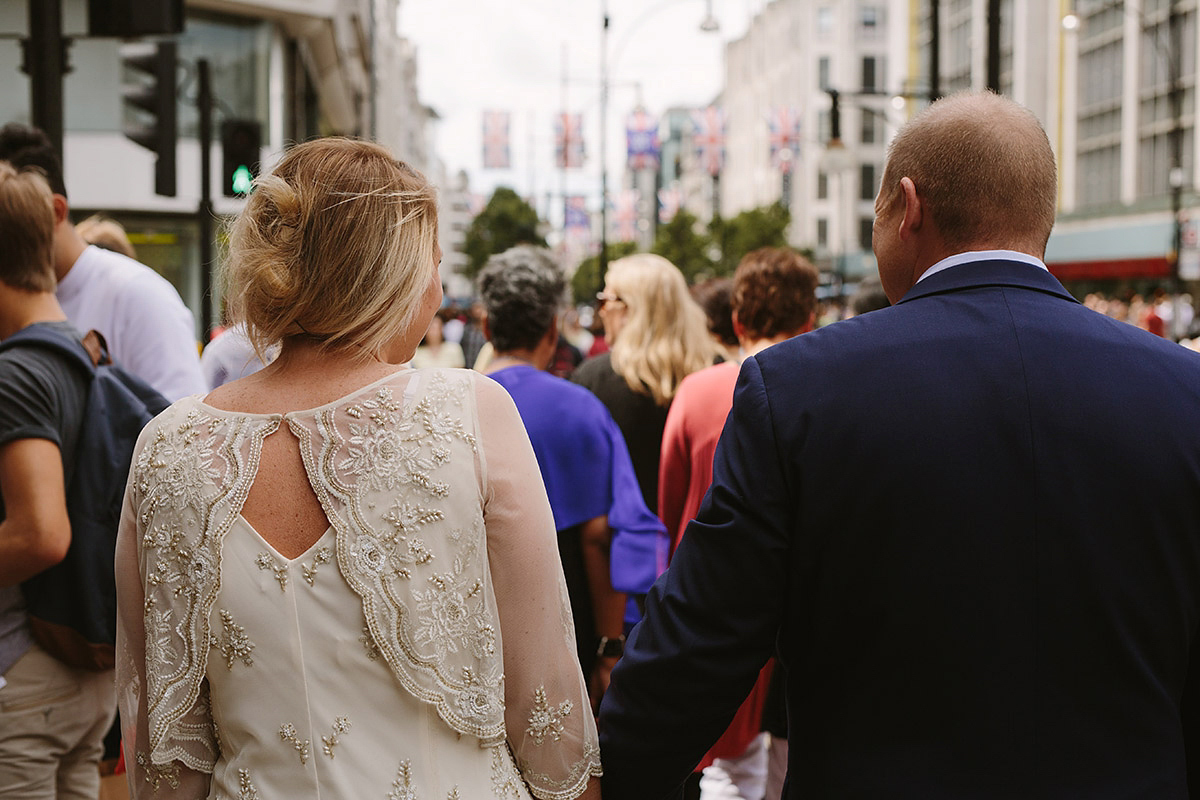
897,177,922,240
52,194,70,226
731,309,745,341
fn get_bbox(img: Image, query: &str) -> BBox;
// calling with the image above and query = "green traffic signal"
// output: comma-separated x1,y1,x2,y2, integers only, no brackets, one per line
232,165,253,196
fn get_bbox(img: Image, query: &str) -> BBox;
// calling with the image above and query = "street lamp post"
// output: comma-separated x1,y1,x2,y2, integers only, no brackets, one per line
599,3,610,292
1168,0,1183,290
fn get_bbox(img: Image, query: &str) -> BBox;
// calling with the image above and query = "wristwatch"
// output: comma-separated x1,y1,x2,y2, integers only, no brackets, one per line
595,634,625,659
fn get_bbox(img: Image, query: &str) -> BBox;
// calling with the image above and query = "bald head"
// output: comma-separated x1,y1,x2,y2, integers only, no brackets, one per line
879,92,1057,256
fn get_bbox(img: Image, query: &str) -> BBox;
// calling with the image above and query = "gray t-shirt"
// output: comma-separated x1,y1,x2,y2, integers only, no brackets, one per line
0,321,89,676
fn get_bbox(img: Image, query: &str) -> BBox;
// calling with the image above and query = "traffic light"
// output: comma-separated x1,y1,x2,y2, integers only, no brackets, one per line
120,41,177,197
221,120,261,197
89,0,184,37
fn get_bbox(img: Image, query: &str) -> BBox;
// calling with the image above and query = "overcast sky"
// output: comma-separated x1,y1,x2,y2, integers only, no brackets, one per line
399,0,760,215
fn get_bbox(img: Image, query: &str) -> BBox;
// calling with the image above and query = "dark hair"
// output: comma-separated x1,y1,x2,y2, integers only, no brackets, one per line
732,248,819,340
478,245,565,353
0,124,66,198
850,280,890,316
691,278,737,348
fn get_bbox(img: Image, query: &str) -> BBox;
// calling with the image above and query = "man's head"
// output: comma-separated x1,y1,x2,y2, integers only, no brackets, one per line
732,247,819,345
477,245,566,353
0,124,65,198
0,162,58,294
873,92,1057,302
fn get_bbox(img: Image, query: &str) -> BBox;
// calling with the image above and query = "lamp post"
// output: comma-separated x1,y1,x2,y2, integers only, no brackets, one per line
1167,0,1183,291
598,0,721,293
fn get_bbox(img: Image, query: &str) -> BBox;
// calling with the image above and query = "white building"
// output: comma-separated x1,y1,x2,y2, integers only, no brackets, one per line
912,0,1199,288
0,0,437,334
1051,0,1199,285
719,0,910,285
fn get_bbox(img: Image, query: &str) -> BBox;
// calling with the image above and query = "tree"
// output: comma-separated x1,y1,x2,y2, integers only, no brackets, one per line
650,210,714,284
708,202,791,276
571,241,639,306
462,187,547,280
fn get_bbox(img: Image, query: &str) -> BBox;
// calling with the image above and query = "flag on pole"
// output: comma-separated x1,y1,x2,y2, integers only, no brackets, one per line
612,189,639,242
658,185,682,224
555,112,585,169
768,107,802,174
691,105,726,177
482,111,510,170
626,107,660,172
564,195,590,240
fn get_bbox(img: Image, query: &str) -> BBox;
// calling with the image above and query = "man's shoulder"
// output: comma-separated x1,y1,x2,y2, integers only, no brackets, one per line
73,246,185,303
0,323,87,381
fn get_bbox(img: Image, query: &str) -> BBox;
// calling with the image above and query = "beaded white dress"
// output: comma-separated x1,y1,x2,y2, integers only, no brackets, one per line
115,368,601,800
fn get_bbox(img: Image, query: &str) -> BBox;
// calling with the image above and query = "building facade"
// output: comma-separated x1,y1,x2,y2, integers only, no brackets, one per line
719,0,910,286
1052,0,1199,284
0,0,437,336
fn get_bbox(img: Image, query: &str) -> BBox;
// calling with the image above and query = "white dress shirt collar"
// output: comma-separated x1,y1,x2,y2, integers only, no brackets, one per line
915,250,1048,285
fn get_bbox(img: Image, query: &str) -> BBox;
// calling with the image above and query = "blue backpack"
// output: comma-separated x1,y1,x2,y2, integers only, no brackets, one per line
0,325,169,670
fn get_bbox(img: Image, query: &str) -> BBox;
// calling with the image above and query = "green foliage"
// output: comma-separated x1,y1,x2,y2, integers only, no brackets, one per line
571,241,639,306
462,187,547,281
708,202,791,276
650,210,714,284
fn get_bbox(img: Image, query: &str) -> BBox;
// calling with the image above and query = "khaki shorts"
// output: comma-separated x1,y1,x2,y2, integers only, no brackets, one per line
0,643,117,800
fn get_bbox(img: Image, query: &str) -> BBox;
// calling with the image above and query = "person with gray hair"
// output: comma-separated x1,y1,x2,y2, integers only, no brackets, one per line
479,245,667,712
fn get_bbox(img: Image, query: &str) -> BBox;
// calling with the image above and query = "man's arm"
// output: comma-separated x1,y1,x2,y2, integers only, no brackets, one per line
598,356,794,799
0,438,70,585
580,513,626,712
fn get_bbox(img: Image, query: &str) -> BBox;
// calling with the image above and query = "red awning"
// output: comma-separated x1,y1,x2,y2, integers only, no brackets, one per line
1047,256,1171,281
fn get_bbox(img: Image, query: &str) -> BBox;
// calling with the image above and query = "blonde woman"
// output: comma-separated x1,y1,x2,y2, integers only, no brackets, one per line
574,254,718,516
115,138,601,800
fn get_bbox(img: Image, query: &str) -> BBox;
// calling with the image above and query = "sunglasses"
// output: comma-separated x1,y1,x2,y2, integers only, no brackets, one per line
596,291,625,308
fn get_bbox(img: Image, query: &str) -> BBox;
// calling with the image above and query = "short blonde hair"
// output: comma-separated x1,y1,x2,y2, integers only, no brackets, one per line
0,161,56,293
222,137,438,360
880,91,1057,253
606,253,717,406
76,215,137,259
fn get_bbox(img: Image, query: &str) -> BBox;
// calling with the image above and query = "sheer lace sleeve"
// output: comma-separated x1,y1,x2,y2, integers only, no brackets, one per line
115,425,213,800
473,376,602,800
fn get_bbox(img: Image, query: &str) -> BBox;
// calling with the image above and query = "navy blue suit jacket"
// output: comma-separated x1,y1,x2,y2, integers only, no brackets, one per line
599,260,1200,799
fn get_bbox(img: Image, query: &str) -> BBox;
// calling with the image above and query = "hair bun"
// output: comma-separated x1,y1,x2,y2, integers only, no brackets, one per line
255,173,302,245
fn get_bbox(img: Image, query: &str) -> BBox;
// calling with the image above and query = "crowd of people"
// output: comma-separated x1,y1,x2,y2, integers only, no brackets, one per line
3,90,1200,800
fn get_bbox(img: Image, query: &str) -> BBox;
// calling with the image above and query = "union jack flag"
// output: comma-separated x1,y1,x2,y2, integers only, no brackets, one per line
612,189,639,242
564,195,590,239
658,185,681,224
626,107,660,172
768,107,802,174
691,105,726,177
555,112,585,169
482,111,510,170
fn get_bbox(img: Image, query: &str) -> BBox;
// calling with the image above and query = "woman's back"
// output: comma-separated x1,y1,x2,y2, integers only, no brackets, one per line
118,365,600,799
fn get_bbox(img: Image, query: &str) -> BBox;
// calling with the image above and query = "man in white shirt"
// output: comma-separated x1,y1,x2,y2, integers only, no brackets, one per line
0,124,206,401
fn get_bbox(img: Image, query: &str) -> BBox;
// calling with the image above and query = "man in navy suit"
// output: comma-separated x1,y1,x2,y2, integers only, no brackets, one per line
598,91,1200,799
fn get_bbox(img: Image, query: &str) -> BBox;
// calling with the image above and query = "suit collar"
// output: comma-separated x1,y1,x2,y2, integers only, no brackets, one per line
896,258,1079,306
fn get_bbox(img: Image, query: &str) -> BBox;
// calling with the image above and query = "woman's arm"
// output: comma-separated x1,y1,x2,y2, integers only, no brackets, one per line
474,376,601,800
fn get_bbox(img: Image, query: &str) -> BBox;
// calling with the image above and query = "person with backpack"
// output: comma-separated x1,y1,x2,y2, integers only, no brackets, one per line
0,163,115,797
